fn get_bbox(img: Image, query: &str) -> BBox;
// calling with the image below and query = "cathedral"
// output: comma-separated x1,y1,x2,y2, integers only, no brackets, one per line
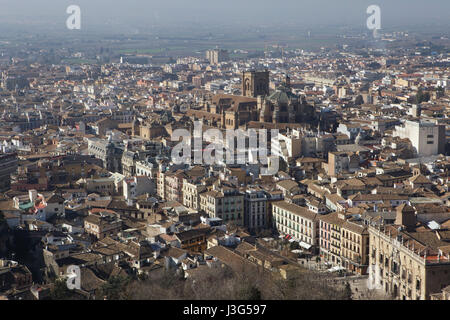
258,76,315,124
184,70,317,130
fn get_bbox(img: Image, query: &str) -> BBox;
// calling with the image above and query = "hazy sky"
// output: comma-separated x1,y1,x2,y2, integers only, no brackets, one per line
0,0,448,34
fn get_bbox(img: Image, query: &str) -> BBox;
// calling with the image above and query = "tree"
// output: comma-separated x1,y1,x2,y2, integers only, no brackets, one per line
111,256,355,300
50,279,74,300
415,88,430,104
238,284,262,300
99,275,131,300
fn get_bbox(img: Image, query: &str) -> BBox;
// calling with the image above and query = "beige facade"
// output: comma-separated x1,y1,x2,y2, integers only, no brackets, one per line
182,179,206,210
206,49,229,65
368,225,450,300
341,220,369,274
84,213,122,240
327,151,359,177
84,177,116,194
199,188,244,226
139,124,166,140
319,212,344,267
157,170,184,203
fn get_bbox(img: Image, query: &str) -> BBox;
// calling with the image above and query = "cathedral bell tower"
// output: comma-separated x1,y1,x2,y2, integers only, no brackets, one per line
242,69,270,98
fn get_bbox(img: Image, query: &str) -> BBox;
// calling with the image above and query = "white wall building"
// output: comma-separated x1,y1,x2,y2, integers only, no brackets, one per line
393,120,440,157
273,130,302,162
123,176,156,201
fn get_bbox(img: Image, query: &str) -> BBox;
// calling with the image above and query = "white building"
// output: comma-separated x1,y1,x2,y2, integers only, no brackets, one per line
273,130,302,162
272,201,318,249
123,176,156,201
393,120,441,157
135,160,157,179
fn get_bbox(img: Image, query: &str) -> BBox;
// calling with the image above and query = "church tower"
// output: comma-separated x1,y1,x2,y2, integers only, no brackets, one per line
132,117,140,137
242,69,270,98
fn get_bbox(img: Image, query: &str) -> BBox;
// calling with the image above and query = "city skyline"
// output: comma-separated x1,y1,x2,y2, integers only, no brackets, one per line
0,0,449,306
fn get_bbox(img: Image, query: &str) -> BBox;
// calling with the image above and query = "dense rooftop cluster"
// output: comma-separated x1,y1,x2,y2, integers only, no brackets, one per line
0,39,450,300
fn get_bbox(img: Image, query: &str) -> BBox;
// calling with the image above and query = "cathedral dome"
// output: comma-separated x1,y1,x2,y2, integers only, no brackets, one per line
267,85,297,105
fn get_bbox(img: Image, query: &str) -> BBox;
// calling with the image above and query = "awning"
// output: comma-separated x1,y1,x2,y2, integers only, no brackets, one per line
299,241,312,250
327,266,346,272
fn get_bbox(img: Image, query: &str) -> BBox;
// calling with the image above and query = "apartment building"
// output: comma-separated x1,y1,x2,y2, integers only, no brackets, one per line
174,228,209,253
244,189,268,231
0,153,17,192
84,211,122,240
182,178,207,210
199,185,244,226
327,151,360,177
157,169,185,203
273,130,302,163
123,176,156,201
135,159,158,179
0,152,17,192
272,201,318,251
206,49,229,65
319,212,345,267
319,211,370,275
341,220,369,275
158,166,204,203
